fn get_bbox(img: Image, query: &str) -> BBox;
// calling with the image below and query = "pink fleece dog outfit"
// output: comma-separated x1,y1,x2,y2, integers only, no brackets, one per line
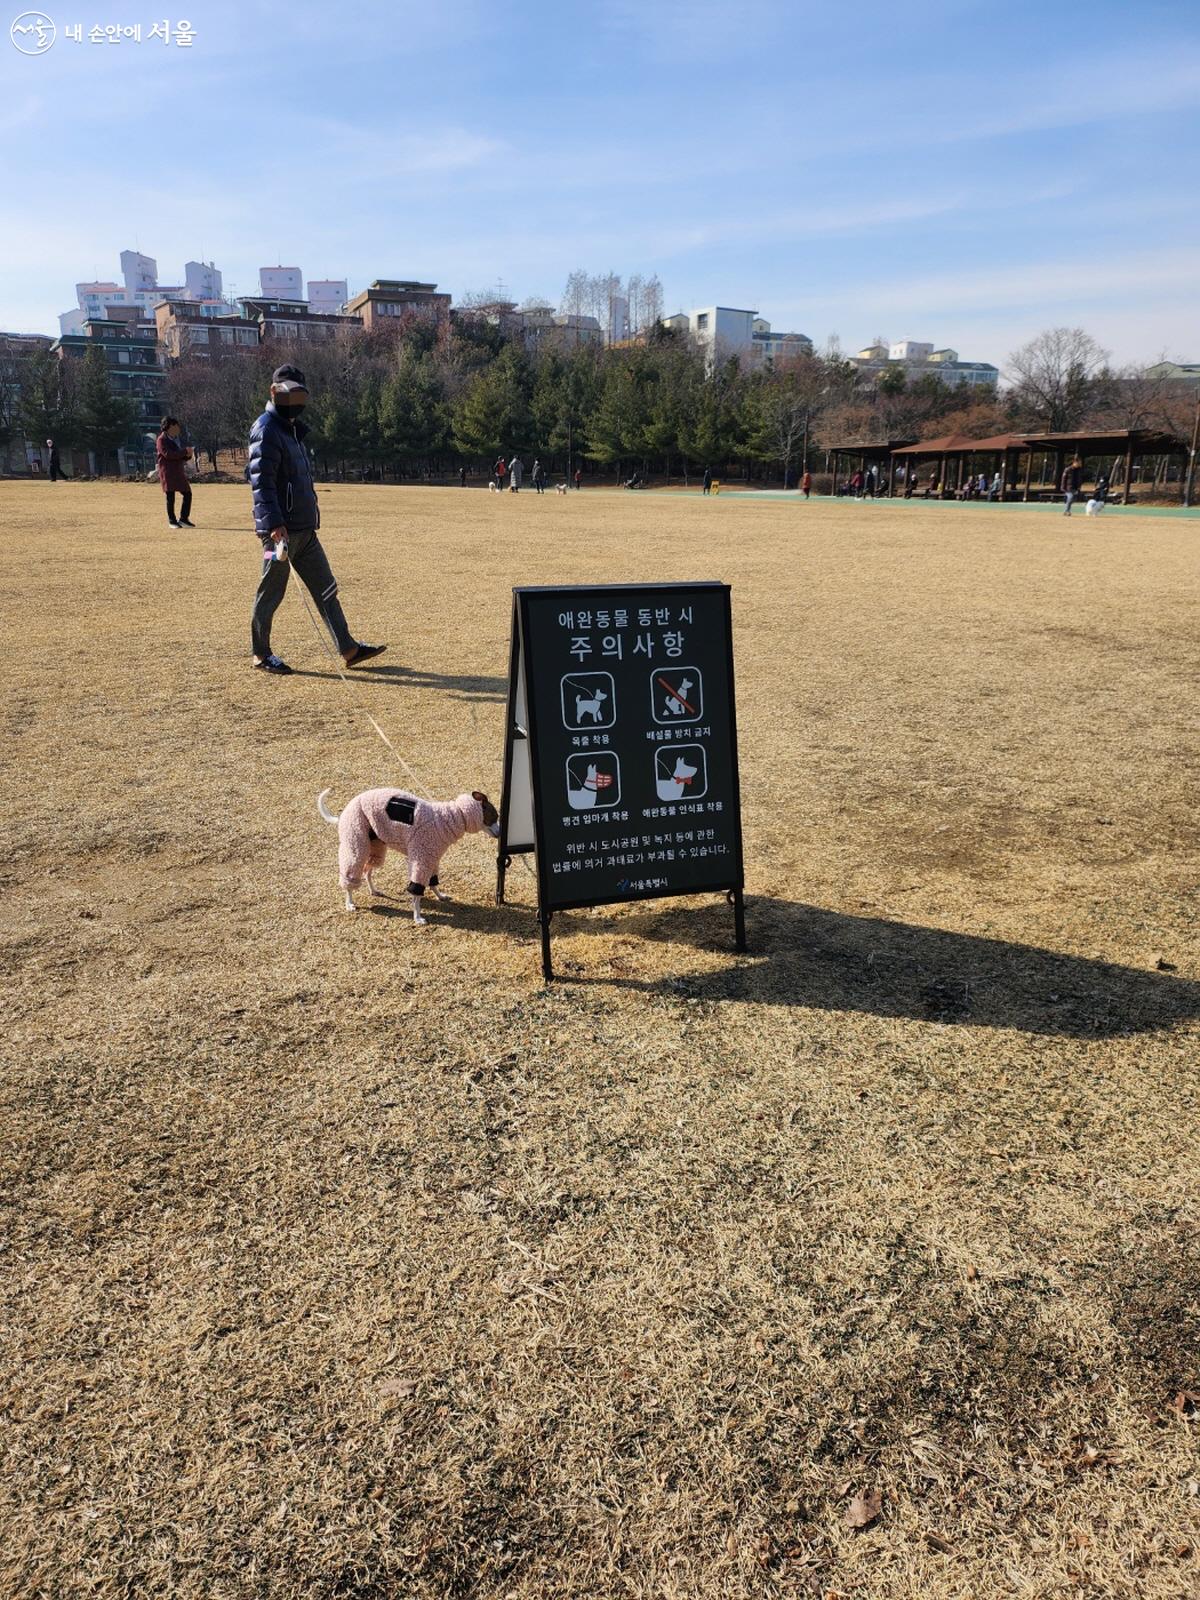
337,789,486,892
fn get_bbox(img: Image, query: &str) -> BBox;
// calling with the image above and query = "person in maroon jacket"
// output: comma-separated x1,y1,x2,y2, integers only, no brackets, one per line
156,416,194,528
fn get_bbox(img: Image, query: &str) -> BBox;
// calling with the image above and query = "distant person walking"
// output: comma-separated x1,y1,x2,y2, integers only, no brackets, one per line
1061,456,1083,516
508,455,523,492
574,467,582,490
248,364,386,676
801,469,812,499
459,466,466,487
531,459,545,493
46,438,66,482
702,466,712,495
494,455,507,491
157,416,194,527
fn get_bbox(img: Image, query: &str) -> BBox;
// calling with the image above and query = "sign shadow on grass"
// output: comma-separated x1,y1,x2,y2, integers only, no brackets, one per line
451,894,1199,1039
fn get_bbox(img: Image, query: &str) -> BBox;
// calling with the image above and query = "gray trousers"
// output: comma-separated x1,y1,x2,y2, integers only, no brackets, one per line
251,528,353,659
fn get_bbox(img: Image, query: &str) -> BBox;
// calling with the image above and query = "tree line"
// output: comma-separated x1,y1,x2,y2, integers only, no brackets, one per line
2,343,137,469
4,319,1192,482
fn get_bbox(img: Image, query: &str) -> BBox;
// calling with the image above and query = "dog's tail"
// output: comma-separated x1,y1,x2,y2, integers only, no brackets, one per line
317,789,340,826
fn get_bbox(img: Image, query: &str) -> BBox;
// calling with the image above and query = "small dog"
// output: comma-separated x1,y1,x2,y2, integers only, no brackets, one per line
575,688,608,723
555,482,568,495
488,480,500,493
318,787,499,925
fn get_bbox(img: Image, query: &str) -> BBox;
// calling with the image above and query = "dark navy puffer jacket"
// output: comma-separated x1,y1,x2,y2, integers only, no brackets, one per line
248,403,320,539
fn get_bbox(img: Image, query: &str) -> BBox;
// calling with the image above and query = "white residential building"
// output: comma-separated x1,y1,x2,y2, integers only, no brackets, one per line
662,305,757,367
889,339,933,362
259,265,304,299
184,260,223,300
59,250,221,334
120,250,158,294
308,279,348,314
850,338,999,390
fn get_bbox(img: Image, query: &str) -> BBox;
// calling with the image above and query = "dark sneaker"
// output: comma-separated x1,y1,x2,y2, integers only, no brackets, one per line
253,654,293,675
167,518,180,528
344,643,387,668
179,519,196,528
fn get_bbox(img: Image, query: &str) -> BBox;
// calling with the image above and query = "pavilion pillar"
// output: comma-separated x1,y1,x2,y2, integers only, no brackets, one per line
1000,448,1009,501
1186,399,1200,507
1052,449,1063,500
1022,449,1034,501
831,450,838,492
1123,443,1134,505
938,454,946,498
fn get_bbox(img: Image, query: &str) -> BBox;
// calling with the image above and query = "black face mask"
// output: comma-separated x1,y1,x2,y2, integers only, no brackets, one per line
277,400,306,421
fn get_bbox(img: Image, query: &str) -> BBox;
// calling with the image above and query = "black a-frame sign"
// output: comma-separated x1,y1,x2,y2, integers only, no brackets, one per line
496,583,746,980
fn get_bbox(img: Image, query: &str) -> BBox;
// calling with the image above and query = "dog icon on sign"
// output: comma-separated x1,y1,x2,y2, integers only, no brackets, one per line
651,667,703,724
654,745,707,801
560,671,616,730
566,753,621,810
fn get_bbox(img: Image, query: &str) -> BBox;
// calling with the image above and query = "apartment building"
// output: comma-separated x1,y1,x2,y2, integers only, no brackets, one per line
344,280,452,333
155,298,261,358
851,339,999,390
237,297,362,343
52,314,166,467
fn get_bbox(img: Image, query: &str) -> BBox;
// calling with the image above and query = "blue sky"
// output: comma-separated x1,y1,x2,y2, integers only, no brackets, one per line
3,0,1198,368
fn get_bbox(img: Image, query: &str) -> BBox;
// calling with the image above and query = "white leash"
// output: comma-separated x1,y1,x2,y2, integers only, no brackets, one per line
294,584,436,800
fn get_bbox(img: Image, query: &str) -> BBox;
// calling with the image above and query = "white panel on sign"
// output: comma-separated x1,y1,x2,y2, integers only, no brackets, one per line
506,644,535,850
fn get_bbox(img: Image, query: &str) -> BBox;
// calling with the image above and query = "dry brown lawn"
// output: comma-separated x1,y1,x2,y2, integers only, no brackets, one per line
2,481,1198,1600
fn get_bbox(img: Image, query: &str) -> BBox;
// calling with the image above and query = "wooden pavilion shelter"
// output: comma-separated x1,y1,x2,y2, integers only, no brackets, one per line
825,439,916,495
891,434,1029,499
1010,430,1187,504
888,428,1189,503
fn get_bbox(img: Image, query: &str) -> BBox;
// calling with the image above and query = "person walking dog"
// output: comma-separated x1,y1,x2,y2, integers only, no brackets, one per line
248,364,386,676
157,416,194,527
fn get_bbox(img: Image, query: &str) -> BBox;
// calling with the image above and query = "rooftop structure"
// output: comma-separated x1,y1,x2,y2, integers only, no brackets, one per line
344,279,451,333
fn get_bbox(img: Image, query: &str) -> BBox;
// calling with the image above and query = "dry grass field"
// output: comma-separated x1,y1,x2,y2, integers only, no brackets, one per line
2,480,1198,1600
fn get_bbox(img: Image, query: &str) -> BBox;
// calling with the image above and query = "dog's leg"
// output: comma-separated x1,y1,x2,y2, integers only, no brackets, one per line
344,888,357,912
429,873,449,903
410,894,427,927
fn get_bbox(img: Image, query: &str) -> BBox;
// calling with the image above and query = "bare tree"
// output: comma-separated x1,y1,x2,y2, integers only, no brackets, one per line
1090,361,1194,434
1005,327,1109,431
641,274,664,331
560,271,589,320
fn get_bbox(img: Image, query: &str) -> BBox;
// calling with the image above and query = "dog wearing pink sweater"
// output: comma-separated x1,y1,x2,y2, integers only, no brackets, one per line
318,786,499,924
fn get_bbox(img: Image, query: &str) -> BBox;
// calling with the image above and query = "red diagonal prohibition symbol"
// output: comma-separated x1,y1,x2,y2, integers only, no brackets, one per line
657,675,696,715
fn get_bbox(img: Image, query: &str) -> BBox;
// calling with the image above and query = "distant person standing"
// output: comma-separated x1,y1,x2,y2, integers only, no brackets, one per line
494,455,507,491
508,455,523,492
801,469,812,499
702,466,712,495
248,364,386,676
46,438,66,482
531,458,545,493
459,465,466,487
157,416,195,527
1061,456,1083,516
573,467,582,490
